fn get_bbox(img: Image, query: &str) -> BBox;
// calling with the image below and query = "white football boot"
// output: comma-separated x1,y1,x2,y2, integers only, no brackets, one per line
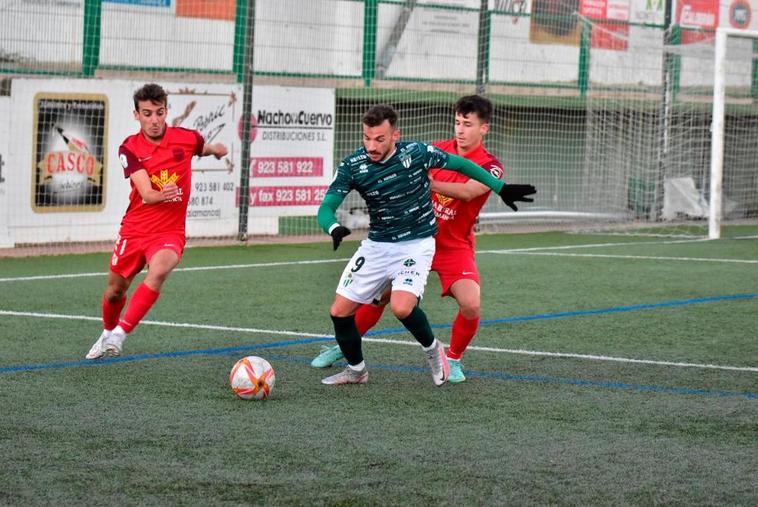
85,327,127,359
85,329,111,359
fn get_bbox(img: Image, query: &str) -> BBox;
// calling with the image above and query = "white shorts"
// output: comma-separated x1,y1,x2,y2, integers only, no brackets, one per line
336,236,435,304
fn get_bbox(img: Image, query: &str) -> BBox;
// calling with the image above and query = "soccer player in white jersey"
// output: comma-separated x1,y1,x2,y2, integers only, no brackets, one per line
316,104,536,386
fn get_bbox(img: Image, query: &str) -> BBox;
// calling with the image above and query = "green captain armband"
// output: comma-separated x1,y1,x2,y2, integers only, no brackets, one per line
445,155,505,193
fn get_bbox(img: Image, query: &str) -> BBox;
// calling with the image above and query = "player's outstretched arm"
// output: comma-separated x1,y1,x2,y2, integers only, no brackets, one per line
130,169,179,204
317,193,351,250
202,143,228,159
430,178,489,202
445,155,537,211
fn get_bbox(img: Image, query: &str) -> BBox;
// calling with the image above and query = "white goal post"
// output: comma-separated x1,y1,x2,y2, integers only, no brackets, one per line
710,28,758,239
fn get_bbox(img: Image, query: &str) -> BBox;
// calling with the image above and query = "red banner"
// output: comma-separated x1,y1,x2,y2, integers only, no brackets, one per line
176,0,235,21
677,0,719,44
243,186,329,207
249,157,323,178
580,0,629,51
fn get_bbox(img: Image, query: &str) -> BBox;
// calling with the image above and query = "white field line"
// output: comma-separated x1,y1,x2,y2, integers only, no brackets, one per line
0,258,348,283
1,309,755,373
0,309,326,338
0,237,752,283
488,251,758,264
479,237,709,253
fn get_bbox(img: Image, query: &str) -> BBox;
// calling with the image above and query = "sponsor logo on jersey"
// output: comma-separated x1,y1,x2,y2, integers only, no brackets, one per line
403,258,416,267
435,193,454,207
378,173,397,183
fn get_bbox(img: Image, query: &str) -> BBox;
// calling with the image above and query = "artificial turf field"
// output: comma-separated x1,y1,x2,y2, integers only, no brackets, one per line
1,230,756,505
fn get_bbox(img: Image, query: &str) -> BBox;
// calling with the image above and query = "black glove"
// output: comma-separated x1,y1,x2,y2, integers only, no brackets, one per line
330,225,351,250
498,184,537,212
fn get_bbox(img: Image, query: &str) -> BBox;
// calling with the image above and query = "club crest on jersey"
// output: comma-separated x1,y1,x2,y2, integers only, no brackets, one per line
151,169,179,189
399,153,412,168
172,147,185,161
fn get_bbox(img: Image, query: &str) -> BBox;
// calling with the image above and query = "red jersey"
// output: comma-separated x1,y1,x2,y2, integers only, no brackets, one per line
430,139,504,251
117,126,204,236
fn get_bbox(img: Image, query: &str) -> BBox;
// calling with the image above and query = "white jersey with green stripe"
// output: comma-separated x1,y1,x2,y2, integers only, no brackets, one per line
328,141,450,242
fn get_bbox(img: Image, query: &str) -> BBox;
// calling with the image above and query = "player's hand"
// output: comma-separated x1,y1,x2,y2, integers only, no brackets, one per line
161,183,180,201
209,143,228,159
498,184,537,212
330,225,351,250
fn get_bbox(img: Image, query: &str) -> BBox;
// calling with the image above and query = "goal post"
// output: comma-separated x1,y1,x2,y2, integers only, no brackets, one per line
710,27,758,239
575,18,758,241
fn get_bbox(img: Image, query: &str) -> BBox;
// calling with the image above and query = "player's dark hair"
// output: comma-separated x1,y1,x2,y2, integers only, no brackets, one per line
454,95,493,124
362,104,398,128
133,83,168,110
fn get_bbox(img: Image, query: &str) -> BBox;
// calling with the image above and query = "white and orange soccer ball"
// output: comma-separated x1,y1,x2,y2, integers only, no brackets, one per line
229,356,275,400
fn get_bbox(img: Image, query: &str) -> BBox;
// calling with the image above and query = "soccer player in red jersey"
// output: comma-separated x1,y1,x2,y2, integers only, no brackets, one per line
86,83,228,359
312,95,512,382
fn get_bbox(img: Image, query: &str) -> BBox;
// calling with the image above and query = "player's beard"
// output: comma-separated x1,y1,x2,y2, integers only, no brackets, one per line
368,144,394,162
144,124,166,143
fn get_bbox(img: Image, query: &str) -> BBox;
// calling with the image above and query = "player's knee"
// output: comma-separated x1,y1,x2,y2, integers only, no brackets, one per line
104,286,126,301
389,301,414,320
330,305,349,318
460,304,480,320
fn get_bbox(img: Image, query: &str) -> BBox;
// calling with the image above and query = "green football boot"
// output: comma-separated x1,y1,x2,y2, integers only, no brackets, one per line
310,344,345,368
447,358,466,383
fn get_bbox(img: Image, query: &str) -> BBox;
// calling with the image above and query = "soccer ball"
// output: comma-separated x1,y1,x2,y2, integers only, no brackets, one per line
229,356,276,400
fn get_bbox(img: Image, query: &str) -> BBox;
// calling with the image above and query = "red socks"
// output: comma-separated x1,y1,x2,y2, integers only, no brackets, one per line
447,310,479,360
118,283,160,334
102,295,127,331
354,303,386,336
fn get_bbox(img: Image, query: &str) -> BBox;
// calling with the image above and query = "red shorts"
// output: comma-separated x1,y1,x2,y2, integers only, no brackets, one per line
431,248,479,297
109,231,186,279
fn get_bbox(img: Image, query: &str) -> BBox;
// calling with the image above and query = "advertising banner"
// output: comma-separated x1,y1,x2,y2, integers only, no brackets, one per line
530,0,582,46
246,86,335,217
631,0,665,25
724,0,753,30
581,0,630,51
176,0,235,20
31,93,108,212
162,84,242,236
677,0,720,44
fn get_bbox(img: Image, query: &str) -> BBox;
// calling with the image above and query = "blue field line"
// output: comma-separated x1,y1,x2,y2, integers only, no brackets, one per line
2,292,757,399
2,338,756,400
364,292,758,336
0,336,333,374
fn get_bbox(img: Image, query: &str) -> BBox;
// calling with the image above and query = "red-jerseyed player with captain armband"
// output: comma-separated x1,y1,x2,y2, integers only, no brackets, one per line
86,83,228,359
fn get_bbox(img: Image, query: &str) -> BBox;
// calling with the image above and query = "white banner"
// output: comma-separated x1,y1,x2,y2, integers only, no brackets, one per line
162,83,243,237
246,86,335,221
4,79,335,244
